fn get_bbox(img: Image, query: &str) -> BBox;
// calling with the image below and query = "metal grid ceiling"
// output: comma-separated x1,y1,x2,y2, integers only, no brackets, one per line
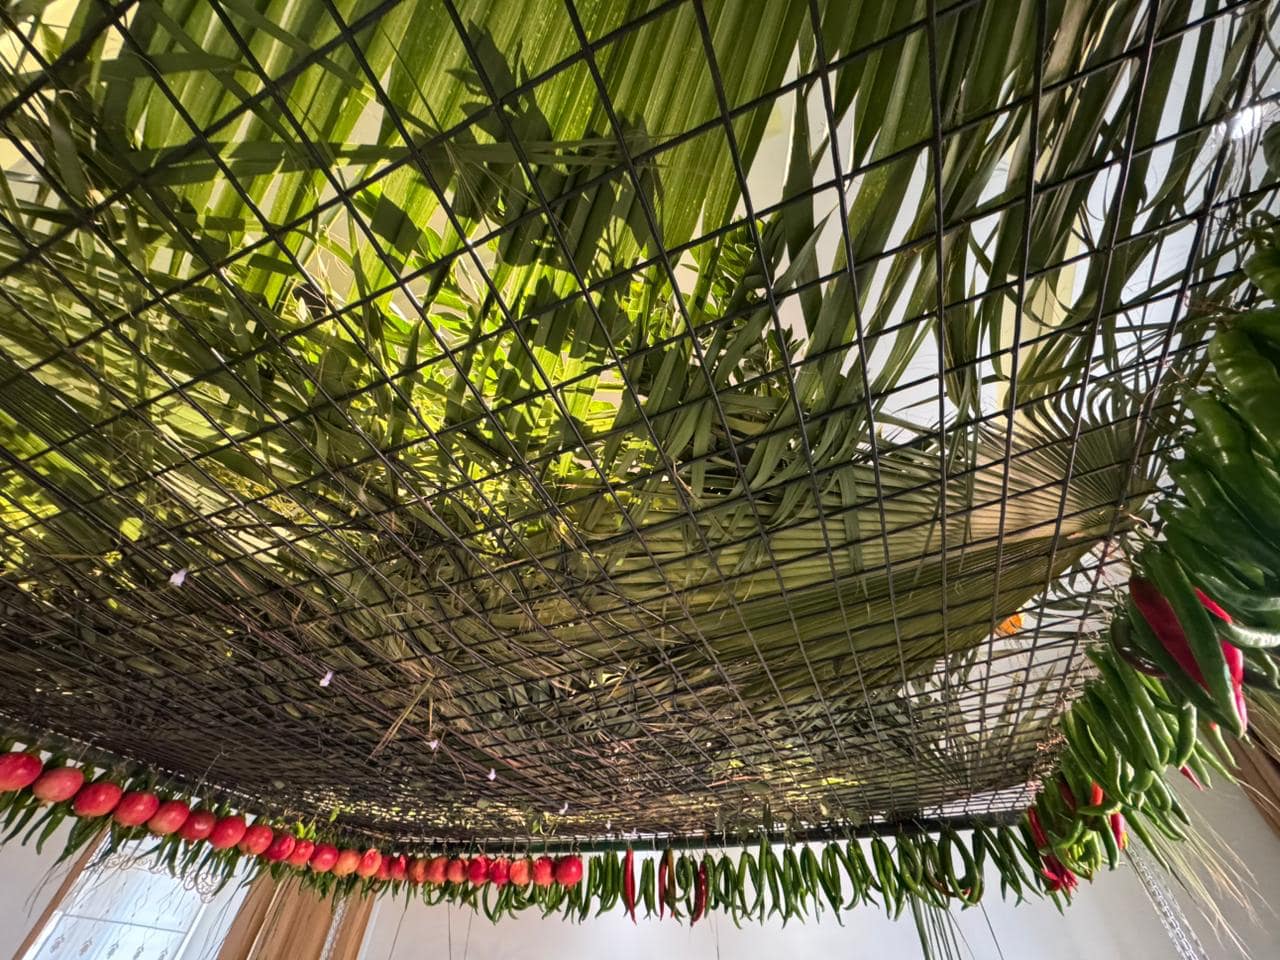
0,0,1277,845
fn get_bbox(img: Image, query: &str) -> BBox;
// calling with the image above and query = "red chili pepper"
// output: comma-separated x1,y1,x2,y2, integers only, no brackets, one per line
1027,807,1050,850
1057,778,1076,813
1179,765,1204,790
657,852,668,920
1037,845,1079,895
1109,812,1129,850
1029,806,1077,895
1196,588,1248,725
623,848,636,923
1221,642,1248,730
1040,855,1079,895
1136,581,1247,728
1131,577,1204,684
1195,588,1232,624
690,862,708,925
1089,782,1104,807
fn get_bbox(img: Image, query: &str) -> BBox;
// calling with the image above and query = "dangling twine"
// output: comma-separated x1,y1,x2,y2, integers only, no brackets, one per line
370,681,433,758
1130,844,1210,960
319,895,348,960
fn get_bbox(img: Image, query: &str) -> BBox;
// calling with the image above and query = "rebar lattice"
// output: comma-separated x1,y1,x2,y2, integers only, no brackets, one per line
0,0,1277,846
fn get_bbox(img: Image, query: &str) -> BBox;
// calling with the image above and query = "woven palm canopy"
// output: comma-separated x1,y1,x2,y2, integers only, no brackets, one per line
0,0,1277,848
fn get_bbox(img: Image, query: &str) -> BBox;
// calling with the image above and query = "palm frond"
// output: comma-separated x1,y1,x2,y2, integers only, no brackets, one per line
0,0,1274,840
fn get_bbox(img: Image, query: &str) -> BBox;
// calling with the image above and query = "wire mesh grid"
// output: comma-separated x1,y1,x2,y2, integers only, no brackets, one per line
0,0,1277,846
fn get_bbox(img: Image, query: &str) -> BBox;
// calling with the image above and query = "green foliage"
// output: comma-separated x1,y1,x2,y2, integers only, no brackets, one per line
0,0,1274,837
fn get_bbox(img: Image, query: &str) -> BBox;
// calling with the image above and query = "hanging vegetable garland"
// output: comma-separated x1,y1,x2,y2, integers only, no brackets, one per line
0,756,1056,924
1019,238,1280,892
1,241,1279,923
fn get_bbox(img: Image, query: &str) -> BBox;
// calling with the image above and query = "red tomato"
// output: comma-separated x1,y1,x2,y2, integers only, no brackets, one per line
310,843,340,873
332,849,361,877
112,791,160,827
179,809,217,842
238,823,273,856
0,752,43,791
31,767,84,804
445,858,467,884
489,858,511,886
264,833,296,862
407,857,429,884
356,848,382,879
425,857,448,885
532,856,555,887
554,855,583,886
209,815,247,850
147,800,191,835
287,839,316,868
73,781,123,818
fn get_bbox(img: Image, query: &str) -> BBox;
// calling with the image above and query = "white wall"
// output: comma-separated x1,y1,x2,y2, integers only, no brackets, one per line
0,821,78,959
355,847,1166,960
357,866,1159,960
1167,776,1280,960
0,782,1275,960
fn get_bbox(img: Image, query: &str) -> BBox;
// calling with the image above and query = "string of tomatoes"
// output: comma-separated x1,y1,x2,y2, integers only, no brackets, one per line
0,752,583,909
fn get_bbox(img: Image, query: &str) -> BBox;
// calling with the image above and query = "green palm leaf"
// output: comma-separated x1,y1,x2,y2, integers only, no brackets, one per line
0,0,1272,839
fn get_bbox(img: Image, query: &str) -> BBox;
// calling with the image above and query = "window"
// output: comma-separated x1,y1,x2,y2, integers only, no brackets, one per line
21,842,248,960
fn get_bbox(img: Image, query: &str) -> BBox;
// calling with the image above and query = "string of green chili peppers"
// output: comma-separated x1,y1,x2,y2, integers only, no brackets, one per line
1020,235,1280,900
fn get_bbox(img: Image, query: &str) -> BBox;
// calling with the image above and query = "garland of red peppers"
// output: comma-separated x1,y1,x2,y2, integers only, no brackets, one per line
2,242,1280,924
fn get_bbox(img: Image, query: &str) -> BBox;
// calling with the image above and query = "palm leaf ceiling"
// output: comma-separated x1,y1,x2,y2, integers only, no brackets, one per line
0,0,1276,842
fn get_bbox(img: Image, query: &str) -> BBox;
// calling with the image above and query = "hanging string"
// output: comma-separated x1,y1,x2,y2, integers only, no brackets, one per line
1129,845,1209,960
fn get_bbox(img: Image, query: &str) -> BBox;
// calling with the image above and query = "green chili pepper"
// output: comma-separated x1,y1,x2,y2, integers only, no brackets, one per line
716,854,734,913
818,844,844,920
737,849,759,918
1089,648,1166,770
677,854,696,918
918,837,950,907
870,837,902,918
639,856,655,917
1210,329,1280,450
1244,250,1280,301
781,847,803,919
700,853,719,913
1125,596,1226,725
940,827,980,905
830,841,862,908
763,845,782,920
1185,394,1251,460
799,845,822,908
986,828,1023,902
894,834,929,901
1147,549,1241,733
845,840,875,906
